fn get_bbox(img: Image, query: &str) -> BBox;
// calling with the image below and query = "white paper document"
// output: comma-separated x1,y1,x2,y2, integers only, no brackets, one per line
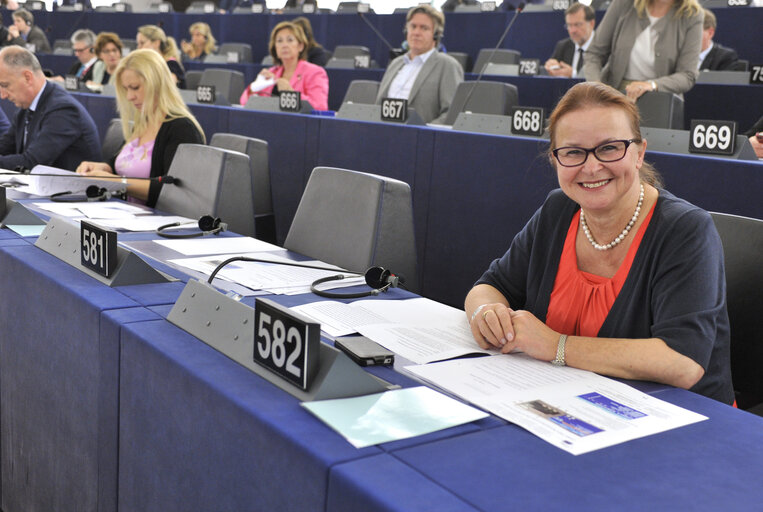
248,75,276,93
406,354,708,455
154,236,281,256
292,298,492,363
34,201,148,219
1,166,126,196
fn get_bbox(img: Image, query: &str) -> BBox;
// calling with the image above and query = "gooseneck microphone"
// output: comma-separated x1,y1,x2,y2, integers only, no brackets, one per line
357,11,402,60
459,3,525,110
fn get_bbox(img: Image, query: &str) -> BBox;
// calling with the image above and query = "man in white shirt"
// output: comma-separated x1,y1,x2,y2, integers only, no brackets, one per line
544,4,596,78
375,5,463,124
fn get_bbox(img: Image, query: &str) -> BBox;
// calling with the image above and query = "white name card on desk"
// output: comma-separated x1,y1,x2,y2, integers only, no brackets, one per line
407,355,707,455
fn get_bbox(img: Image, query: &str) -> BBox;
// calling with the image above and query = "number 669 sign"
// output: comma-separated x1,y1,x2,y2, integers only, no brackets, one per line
689,120,737,156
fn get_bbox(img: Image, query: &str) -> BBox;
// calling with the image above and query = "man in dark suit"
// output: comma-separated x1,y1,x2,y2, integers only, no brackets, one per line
698,9,741,71
375,5,463,124
0,46,101,172
544,3,595,79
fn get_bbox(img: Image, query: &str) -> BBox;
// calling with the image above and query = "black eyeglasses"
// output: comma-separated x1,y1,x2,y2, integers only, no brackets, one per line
552,139,641,167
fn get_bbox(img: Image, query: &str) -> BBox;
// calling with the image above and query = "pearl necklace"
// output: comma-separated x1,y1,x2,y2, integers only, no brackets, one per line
580,183,644,251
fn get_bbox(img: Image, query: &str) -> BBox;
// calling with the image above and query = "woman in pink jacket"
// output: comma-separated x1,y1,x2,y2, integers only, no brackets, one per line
240,21,329,111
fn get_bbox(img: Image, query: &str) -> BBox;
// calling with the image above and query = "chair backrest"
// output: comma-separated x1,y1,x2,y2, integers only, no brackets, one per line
325,58,357,70
218,43,253,64
54,39,72,51
185,0,216,12
113,2,133,11
284,167,418,291
710,212,763,410
199,68,246,105
448,51,472,73
636,91,684,129
443,81,519,125
473,48,521,74
342,80,380,105
209,133,272,217
336,1,373,13
332,45,370,59
147,1,173,11
454,3,481,11
101,118,125,162
184,70,203,91
22,0,46,10
156,144,256,238
121,38,138,52
202,54,229,64
261,55,274,66
95,5,117,11
696,70,750,85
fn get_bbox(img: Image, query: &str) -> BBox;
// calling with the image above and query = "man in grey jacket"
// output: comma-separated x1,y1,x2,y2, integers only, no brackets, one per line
375,5,463,124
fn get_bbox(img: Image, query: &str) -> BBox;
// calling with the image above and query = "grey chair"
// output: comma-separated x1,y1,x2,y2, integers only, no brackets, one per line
156,144,256,238
336,1,373,13
443,81,519,125
121,39,138,52
101,118,125,162
284,167,418,291
218,42,253,64
113,2,133,11
201,54,230,64
184,70,203,91
448,51,472,73
473,48,521,74
710,213,763,416
341,80,380,105
147,1,173,11
636,91,684,129
261,55,274,66
209,133,274,243
199,68,246,105
185,0,216,12
95,5,117,11
332,45,370,60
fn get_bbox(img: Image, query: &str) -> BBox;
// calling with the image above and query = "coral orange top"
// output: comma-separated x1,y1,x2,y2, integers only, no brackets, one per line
546,203,656,337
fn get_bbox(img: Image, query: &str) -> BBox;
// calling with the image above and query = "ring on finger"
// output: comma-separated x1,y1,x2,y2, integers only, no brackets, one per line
482,310,490,320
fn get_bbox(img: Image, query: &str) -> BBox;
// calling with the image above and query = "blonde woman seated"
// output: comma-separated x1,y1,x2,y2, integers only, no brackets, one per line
239,21,328,111
136,24,186,88
181,22,217,62
76,50,204,207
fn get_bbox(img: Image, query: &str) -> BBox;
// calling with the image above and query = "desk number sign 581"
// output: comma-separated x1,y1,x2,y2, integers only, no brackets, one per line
80,221,117,277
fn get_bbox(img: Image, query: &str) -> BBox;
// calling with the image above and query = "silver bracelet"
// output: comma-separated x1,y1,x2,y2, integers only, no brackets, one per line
551,334,568,367
469,304,488,324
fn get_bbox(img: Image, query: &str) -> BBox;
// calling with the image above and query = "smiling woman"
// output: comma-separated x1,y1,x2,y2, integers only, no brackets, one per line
75,49,204,207
464,82,733,404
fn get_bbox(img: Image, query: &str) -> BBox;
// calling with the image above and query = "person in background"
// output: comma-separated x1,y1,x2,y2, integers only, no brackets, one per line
745,115,763,159
698,8,740,71
375,5,462,124
75,50,204,207
181,22,216,62
441,0,478,11
136,24,186,88
239,21,329,111
7,8,50,54
292,16,330,67
90,32,123,86
544,3,596,78
49,29,103,84
0,46,100,171
465,81,732,404
583,0,703,101
281,0,316,10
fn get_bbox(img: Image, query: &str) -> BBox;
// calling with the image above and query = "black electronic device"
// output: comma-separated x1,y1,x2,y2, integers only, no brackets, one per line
253,297,320,390
51,184,124,202
80,221,117,277
334,336,394,367
156,215,227,239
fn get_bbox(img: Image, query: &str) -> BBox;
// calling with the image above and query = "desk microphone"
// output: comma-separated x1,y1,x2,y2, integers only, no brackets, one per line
357,11,403,61
207,256,404,299
459,3,525,111
51,184,125,202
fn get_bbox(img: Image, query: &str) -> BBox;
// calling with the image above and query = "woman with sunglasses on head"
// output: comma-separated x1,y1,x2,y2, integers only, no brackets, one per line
465,82,732,404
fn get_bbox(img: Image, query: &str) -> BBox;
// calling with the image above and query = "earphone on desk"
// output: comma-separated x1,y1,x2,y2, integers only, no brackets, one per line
156,215,227,239
310,266,404,299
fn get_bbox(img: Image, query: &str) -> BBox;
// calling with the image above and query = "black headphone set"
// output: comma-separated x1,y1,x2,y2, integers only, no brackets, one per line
156,215,227,239
310,266,404,299
50,185,124,202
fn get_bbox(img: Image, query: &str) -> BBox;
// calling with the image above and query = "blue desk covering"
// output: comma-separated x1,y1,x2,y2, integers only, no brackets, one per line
392,391,763,511
0,243,149,512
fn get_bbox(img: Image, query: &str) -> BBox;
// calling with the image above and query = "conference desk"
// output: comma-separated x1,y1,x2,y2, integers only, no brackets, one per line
1,202,762,512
